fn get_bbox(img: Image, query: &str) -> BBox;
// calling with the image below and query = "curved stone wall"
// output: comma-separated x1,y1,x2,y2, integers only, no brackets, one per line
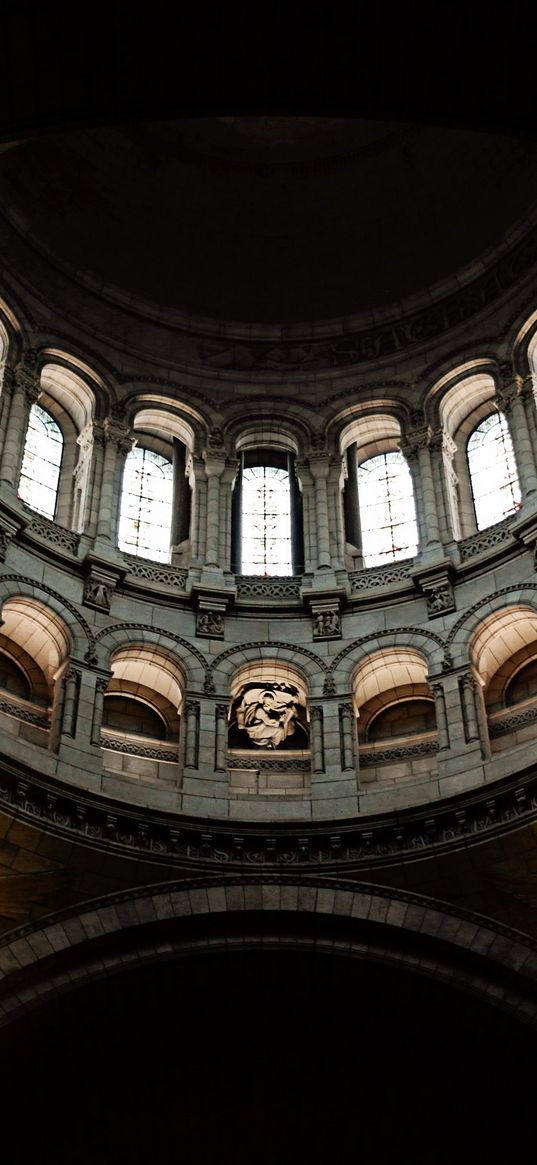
1,218,537,821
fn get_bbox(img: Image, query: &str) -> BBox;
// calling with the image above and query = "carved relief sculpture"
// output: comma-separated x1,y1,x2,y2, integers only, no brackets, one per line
228,682,309,750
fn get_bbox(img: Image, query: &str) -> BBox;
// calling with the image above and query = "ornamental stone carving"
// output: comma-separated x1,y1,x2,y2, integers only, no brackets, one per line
312,607,341,639
229,682,308,751
196,609,224,638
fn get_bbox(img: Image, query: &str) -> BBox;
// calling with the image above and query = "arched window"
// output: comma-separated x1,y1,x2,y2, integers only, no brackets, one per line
118,446,173,562
357,451,418,567
232,450,303,575
467,412,521,531
18,403,63,519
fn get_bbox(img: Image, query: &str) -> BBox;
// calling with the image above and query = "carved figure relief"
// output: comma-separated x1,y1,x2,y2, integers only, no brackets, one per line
228,682,309,750
312,609,341,639
196,610,224,638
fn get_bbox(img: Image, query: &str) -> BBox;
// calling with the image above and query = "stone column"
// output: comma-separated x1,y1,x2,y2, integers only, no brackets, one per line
430,681,450,750
219,459,239,572
343,443,364,567
214,703,228,772
309,452,331,569
184,699,200,768
296,459,315,574
498,370,537,500
0,356,40,489
60,666,82,740
96,418,133,542
430,428,460,543
203,451,227,569
458,671,480,744
327,456,345,570
72,421,95,533
401,415,442,551
91,676,110,745
339,701,356,771
310,705,325,773
188,454,208,565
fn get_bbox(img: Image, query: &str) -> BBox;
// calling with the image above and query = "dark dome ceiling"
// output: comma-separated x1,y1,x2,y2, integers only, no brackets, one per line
1,117,537,327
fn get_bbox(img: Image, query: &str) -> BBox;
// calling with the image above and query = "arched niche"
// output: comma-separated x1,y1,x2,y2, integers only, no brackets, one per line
353,647,437,783
101,644,185,783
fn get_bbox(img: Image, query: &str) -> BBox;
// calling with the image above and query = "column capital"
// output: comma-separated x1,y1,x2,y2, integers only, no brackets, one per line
203,450,228,477
308,451,332,479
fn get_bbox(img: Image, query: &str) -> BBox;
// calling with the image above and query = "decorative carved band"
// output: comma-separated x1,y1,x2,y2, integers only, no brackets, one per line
0,698,49,729
227,756,310,772
360,739,439,766
1,760,537,868
237,577,302,600
24,511,81,554
100,736,179,762
489,704,537,738
125,558,188,588
350,561,413,591
459,517,513,561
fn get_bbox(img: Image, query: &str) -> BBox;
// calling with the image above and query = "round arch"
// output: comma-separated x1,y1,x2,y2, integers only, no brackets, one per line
1,875,536,1031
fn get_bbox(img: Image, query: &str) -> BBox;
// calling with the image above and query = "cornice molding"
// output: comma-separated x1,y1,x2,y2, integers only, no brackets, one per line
2,755,537,872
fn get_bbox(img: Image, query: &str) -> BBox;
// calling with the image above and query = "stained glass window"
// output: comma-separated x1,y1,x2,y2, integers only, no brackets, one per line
358,451,418,567
118,446,173,562
241,464,292,575
467,412,521,531
18,403,63,519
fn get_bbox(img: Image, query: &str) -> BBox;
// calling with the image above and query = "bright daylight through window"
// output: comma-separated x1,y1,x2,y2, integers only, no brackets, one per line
18,403,63,519
241,463,292,575
467,412,521,530
358,451,418,567
118,446,173,562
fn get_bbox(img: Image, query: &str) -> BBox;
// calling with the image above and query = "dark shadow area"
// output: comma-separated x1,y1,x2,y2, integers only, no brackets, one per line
1,945,535,1164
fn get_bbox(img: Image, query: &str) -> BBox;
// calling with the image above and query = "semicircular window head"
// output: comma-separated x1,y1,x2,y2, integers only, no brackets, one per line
241,462,292,575
118,446,173,563
18,403,63,519
357,451,418,567
467,412,521,531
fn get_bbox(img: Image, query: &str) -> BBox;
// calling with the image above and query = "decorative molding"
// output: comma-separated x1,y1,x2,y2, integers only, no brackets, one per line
458,517,514,562
360,739,439,766
227,757,310,772
100,736,179,761
311,604,341,640
2,758,537,868
0,697,49,729
24,512,80,554
125,557,188,589
489,704,537,737
349,561,413,591
237,577,302,601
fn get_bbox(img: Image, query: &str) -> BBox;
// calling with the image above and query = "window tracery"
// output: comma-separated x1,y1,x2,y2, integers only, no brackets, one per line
467,412,521,531
18,403,63,519
118,446,173,563
357,451,418,566
232,448,303,576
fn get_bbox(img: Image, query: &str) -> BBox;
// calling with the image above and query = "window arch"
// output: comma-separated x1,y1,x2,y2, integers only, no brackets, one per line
18,403,63,519
118,445,173,562
232,448,303,576
467,412,521,531
357,451,418,567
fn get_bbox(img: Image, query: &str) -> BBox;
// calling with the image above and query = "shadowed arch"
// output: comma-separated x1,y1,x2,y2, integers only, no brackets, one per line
1,875,537,1032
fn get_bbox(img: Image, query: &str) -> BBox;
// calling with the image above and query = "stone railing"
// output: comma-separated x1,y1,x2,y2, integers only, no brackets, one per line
360,736,438,766
24,509,81,554
349,559,413,593
236,576,302,601
458,516,514,563
488,702,537,738
124,556,188,589
100,733,179,762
